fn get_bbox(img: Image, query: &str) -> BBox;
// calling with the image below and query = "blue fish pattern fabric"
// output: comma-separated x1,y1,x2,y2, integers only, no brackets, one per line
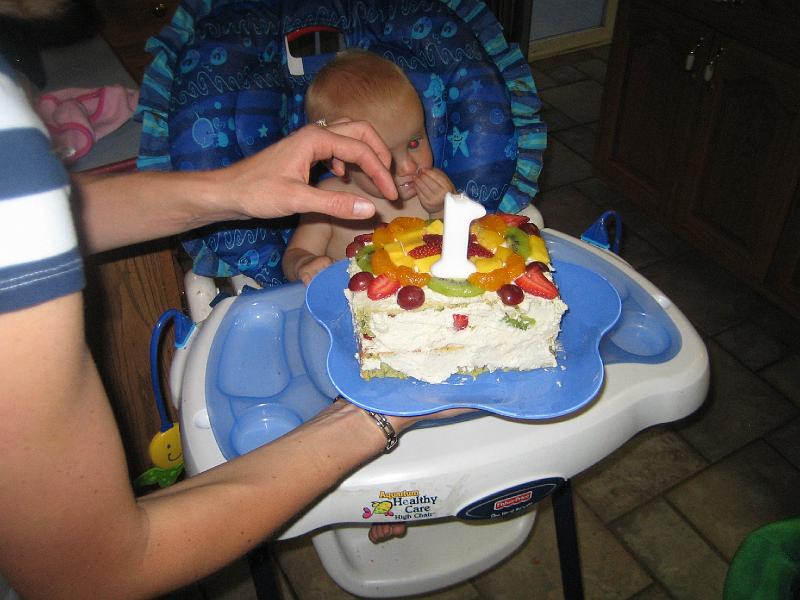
137,0,546,284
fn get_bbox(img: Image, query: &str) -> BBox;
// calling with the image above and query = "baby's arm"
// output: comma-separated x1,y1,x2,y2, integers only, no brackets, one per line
414,167,455,218
283,213,334,285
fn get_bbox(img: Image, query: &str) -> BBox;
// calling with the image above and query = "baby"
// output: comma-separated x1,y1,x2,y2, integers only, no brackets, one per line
283,48,455,285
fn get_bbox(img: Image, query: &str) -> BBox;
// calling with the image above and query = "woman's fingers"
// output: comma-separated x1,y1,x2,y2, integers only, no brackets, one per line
288,183,377,220
313,121,398,200
221,120,395,221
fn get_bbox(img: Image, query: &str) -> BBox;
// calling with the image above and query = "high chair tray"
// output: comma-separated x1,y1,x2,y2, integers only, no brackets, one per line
306,258,621,418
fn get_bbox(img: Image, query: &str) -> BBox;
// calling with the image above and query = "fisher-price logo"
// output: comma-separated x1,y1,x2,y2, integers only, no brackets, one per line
362,489,438,522
494,491,533,511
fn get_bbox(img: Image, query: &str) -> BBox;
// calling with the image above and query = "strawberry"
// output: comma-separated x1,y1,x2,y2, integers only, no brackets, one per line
354,233,373,243
408,244,441,258
422,233,443,246
367,273,401,300
514,269,558,299
496,211,530,227
453,314,469,330
467,242,493,258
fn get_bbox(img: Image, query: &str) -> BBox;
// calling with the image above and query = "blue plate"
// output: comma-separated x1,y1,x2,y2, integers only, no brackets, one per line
306,259,621,419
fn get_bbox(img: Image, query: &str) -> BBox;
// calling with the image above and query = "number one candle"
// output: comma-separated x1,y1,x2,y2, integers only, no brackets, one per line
431,192,487,279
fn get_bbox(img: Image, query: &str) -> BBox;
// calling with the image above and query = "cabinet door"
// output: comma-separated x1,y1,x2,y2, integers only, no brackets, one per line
81,162,186,478
675,35,800,281
84,245,185,478
595,0,708,216
97,0,179,82
766,189,800,317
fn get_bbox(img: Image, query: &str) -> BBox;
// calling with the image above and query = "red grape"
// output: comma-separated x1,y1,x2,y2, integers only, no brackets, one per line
345,240,365,257
497,283,524,306
397,285,425,309
348,271,374,291
526,261,550,273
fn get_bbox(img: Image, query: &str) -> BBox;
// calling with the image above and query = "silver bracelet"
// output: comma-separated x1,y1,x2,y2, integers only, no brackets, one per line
366,410,399,453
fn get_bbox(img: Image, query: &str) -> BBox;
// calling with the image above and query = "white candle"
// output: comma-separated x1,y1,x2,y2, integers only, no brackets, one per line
431,192,487,279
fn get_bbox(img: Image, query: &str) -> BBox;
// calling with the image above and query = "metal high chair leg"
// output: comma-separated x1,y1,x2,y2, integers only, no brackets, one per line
552,479,584,600
248,543,283,599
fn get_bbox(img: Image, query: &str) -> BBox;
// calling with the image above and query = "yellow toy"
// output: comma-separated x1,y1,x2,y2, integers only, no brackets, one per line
134,308,193,490
134,424,184,489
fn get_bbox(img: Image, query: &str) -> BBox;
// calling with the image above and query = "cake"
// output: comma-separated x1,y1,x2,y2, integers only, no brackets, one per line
343,202,568,384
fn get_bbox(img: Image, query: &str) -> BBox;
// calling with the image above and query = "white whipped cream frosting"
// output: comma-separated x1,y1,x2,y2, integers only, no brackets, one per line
345,263,569,383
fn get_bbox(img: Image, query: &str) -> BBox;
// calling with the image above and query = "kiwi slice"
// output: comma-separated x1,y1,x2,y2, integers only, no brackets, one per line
504,227,530,258
355,244,375,273
428,277,484,297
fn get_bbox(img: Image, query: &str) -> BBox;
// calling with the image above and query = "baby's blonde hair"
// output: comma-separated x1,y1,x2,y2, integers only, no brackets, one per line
305,49,420,125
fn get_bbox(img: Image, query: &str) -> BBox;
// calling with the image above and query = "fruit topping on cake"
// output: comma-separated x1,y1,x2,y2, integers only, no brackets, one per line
345,213,561,308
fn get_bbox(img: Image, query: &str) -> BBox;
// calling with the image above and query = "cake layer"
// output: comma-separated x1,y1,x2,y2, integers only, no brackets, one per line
346,271,568,384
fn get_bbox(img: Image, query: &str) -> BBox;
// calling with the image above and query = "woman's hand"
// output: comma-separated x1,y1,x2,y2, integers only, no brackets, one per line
386,407,476,436
75,120,398,254
329,398,477,453
222,121,399,221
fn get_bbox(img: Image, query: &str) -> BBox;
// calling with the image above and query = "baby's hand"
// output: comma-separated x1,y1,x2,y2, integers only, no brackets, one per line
295,256,333,286
415,167,455,215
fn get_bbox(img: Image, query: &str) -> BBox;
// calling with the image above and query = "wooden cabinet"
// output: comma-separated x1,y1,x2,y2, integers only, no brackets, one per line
767,189,800,312
77,158,186,479
676,34,800,281
95,0,179,82
84,239,185,478
596,0,800,318
595,2,704,213
83,0,185,477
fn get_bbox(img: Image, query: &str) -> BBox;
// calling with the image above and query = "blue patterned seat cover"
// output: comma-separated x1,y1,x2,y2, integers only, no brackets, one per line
137,0,546,286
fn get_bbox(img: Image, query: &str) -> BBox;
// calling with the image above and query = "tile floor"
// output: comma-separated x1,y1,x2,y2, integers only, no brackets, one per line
169,46,800,600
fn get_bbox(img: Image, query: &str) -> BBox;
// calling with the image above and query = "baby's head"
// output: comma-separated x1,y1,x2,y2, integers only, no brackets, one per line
306,49,433,200
306,49,420,130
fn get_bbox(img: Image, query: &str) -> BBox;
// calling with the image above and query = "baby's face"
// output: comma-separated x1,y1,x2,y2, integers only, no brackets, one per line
349,96,433,202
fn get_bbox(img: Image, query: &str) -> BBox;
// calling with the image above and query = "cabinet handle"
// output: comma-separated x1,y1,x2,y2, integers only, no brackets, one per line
685,37,705,71
152,3,167,18
703,46,724,82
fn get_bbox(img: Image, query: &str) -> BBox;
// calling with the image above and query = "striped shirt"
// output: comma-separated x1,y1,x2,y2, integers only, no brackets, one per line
0,56,84,313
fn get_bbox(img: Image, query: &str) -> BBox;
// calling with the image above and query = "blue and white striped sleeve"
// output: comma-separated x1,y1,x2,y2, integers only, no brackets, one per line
0,57,85,313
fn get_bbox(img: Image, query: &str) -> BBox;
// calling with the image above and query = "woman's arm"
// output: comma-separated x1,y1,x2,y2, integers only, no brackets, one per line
0,289,416,600
74,121,398,254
